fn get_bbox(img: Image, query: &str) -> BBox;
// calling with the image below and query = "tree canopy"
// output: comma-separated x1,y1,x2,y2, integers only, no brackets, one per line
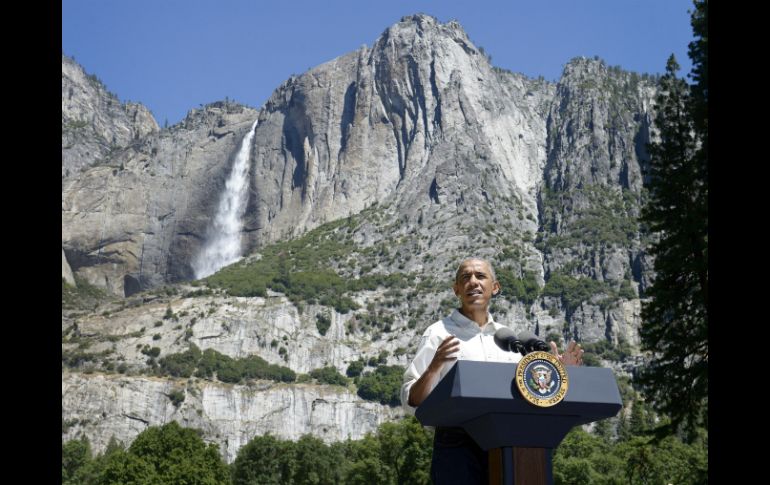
638,0,708,437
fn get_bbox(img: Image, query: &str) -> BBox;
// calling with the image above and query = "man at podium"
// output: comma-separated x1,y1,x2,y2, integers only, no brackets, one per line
400,258,583,484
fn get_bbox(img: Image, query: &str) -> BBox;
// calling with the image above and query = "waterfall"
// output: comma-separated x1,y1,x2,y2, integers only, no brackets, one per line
192,119,258,279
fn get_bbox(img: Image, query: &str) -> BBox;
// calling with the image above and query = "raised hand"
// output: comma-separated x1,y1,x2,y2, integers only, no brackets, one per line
408,335,461,407
549,340,584,366
428,335,460,372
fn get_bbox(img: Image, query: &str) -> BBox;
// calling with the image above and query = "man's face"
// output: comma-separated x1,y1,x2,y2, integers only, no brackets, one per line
453,260,500,311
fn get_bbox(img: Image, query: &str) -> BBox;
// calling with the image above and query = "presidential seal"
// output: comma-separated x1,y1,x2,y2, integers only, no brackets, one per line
514,351,569,407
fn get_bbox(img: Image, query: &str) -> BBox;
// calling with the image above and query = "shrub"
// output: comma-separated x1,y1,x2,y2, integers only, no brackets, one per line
159,345,202,378
310,366,348,386
141,347,161,358
167,390,185,408
356,365,403,406
316,313,332,336
346,360,365,378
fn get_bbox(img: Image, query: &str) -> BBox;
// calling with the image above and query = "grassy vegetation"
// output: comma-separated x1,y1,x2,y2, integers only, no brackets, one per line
537,185,640,251
62,276,113,311
495,269,541,305
581,337,633,364
542,271,640,315
204,208,431,315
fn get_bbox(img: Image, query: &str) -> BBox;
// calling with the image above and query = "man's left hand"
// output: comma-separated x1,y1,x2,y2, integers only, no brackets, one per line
549,340,584,366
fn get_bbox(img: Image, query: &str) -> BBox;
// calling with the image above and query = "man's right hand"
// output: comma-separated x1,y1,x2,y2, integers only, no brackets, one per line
408,335,460,407
428,335,460,373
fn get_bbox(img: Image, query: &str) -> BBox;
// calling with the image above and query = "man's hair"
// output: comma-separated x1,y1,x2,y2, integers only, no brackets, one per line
454,257,497,283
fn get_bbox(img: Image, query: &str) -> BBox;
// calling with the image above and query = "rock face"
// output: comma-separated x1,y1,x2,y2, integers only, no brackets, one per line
61,289,412,460
62,14,662,460
246,15,552,249
61,15,656,301
62,55,159,179
62,248,76,286
67,291,415,374
62,372,402,463
62,99,259,296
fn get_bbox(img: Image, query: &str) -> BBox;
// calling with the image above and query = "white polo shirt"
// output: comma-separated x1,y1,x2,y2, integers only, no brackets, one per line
400,309,522,414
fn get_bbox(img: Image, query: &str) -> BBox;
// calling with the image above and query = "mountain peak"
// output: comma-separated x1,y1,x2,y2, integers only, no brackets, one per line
377,13,478,55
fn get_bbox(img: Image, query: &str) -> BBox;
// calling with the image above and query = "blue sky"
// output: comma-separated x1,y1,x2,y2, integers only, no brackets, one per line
63,0,696,126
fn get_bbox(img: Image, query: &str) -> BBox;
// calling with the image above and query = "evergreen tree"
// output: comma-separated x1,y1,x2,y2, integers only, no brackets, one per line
128,421,230,484
231,434,296,485
96,449,159,485
638,0,708,437
616,408,631,443
62,437,92,483
629,399,650,435
292,434,344,485
593,418,614,442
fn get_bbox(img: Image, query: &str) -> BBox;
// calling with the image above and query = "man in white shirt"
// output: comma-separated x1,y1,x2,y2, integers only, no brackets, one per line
401,257,583,484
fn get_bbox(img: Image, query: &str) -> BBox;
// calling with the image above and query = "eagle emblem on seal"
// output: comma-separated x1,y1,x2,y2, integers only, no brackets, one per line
529,364,555,394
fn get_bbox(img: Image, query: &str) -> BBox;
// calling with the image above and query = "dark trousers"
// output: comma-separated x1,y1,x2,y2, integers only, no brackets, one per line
430,427,488,485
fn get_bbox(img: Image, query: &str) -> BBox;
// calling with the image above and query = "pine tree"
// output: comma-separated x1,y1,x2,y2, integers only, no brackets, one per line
629,399,649,435
637,0,708,438
616,407,631,443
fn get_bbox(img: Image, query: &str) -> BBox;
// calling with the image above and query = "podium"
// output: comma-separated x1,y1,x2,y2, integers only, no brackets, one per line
415,360,622,485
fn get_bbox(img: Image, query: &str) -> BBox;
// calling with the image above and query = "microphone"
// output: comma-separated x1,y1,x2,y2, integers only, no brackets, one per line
518,330,550,354
494,328,524,354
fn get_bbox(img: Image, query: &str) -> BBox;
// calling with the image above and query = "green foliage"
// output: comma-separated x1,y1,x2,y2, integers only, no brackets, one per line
494,269,541,305
203,211,425,314
638,2,708,436
63,423,228,485
356,365,403,406
95,449,160,485
309,366,349,386
580,338,632,364
617,279,636,299
128,422,230,484
553,426,707,485
158,345,295,383
185,287,215,298
581,353,602,367
159,344,202,377
231,434,298,485
168,389,185,408
543,272,612,315
545,331,563,347
615,434,707,485
553,428,609,484
62,276,111,310
204,219,363,312
538,185,640,251
346,359,365,378
353,310,396,333
141,346,161,358
629,399,656,435
292,435,346,485
315,313,331,336
62,437,92,483
62,349,98,367
62,416,706,485
232,416,433,485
